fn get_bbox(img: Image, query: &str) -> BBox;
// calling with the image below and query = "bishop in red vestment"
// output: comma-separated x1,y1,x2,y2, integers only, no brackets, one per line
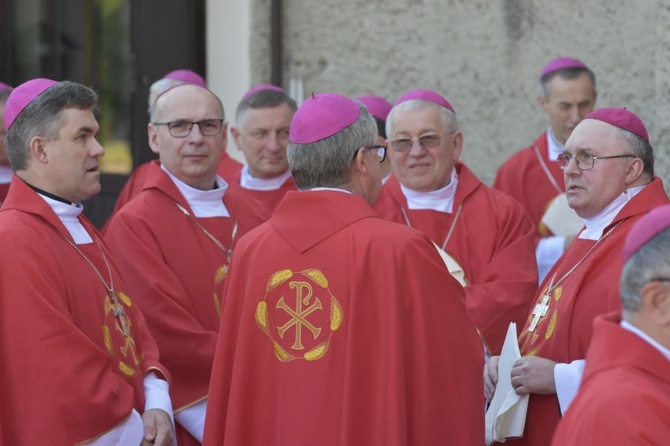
376,89,538,355
551,314,670,445
486,108,670,446
226,85,298,213
105,83,269,444
204,93,485,446
493,57,597,282
0,79,173,445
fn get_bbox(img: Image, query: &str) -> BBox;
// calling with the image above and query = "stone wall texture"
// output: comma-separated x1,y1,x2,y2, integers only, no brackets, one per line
249,0,669,186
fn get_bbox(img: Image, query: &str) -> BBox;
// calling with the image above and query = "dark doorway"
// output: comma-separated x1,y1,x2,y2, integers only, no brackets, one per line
0,0,206,228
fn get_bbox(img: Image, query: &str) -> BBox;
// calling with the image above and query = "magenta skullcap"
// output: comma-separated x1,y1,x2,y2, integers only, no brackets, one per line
584,107,649,142
242,84,285,100
623,204,670,263
0,82,12,91
5,78,58,131
540,57,588,78
289,93,360,144
357,95,393,121
163,69,207,88
395,89,456,114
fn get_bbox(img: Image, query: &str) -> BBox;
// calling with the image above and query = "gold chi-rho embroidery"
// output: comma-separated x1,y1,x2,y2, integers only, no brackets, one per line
256,268,343,362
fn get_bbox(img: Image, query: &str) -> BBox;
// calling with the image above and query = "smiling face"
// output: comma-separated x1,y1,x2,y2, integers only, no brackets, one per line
148,85,226,190
563,119,636,218
388,105,462,192
40,107,105,202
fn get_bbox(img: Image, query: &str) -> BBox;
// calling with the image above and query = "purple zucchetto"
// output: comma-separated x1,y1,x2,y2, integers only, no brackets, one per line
163,69,207,88
289,93,360,144
395,89,456,115
357,95,393,121
5,78,57,131
584,107,649,143
623,204,670,263
540,57,589,79
242,84,285,100
0,82,12,91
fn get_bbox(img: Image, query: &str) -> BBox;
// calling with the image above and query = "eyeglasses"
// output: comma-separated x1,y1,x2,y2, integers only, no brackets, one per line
353,145,387,163
152,119,224,138
389,133,442,152
557,153,636,171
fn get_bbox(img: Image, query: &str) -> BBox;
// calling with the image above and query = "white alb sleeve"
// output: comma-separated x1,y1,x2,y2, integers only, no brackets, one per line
536,236,566,284
554,359,586,414
83,410,144,445
175,399,208,442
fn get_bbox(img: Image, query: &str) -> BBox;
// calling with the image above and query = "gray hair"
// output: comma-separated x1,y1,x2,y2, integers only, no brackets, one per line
386,99,459,138
615,127,654,178
149,84,225,122
235,89,297,125
539,66,597,100
6,81,98,171
287,104,377,189
620,228,670,312
147,78,182,113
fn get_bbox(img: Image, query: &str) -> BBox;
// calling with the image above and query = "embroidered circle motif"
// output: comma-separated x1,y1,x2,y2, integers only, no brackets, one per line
256,268,342,362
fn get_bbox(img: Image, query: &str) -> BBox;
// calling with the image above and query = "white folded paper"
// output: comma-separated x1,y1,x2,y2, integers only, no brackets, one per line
541,193,583,236
431,242,466,286
485,323,529,444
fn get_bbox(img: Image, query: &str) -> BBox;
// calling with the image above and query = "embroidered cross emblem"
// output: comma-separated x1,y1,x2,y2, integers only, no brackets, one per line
276,281,323,350
529,294,551,332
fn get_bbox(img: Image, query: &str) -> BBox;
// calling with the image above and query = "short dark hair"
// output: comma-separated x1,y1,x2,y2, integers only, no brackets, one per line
235,89,297,124
540,67,597,99
6,81,98,171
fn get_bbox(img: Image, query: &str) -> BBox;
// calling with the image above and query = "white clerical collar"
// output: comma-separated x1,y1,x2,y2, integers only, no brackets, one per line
307,187,353,194
38,194,92,244
621,320,670,362
161,165,230,218
546,127,564,162
240,165,292,191
0,165,12,184
400,168,459,214
580,186,645,240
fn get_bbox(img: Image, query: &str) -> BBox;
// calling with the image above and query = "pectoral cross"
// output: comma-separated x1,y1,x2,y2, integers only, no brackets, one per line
529,294,551,332
111,294,129,337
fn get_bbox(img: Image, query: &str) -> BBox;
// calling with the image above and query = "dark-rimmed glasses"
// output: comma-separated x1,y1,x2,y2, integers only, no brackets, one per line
389,133,442,152
152,119,224,138
557,153,636,171
353,145,387,163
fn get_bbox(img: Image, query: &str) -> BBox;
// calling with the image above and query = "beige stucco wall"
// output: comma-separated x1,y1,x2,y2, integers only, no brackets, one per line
244,0,670,186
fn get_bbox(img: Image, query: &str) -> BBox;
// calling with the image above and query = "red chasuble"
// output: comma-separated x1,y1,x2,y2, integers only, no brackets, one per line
551,313,670,446
216,151,244,180
104,153,243,233
104,161,269,413
203,190,485,446
494,132,565,237
374,163,538,354
226,171,297,213
0,177,168,445
505,178,669,446
0,182,9,203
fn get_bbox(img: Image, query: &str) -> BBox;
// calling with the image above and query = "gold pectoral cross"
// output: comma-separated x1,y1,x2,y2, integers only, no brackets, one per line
111,294,130,337
529,294,551,332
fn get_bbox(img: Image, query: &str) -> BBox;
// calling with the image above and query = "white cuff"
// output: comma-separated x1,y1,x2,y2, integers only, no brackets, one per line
144,372,173,418
554,359,586,414
84,410,144,445
175,399,208,442
536,236,566,284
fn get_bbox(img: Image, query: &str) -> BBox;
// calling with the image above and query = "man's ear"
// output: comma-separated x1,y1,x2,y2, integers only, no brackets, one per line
29,136,48,164
640,281,670,326
537,93,549,113
452,131,464,162
351,147,368,174
147,123,160,155
624,157,645,185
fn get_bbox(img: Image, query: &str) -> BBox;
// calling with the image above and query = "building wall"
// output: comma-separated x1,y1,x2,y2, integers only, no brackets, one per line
240,0,669,185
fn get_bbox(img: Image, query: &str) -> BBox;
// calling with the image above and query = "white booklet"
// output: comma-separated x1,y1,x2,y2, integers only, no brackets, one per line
485,323,529,444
